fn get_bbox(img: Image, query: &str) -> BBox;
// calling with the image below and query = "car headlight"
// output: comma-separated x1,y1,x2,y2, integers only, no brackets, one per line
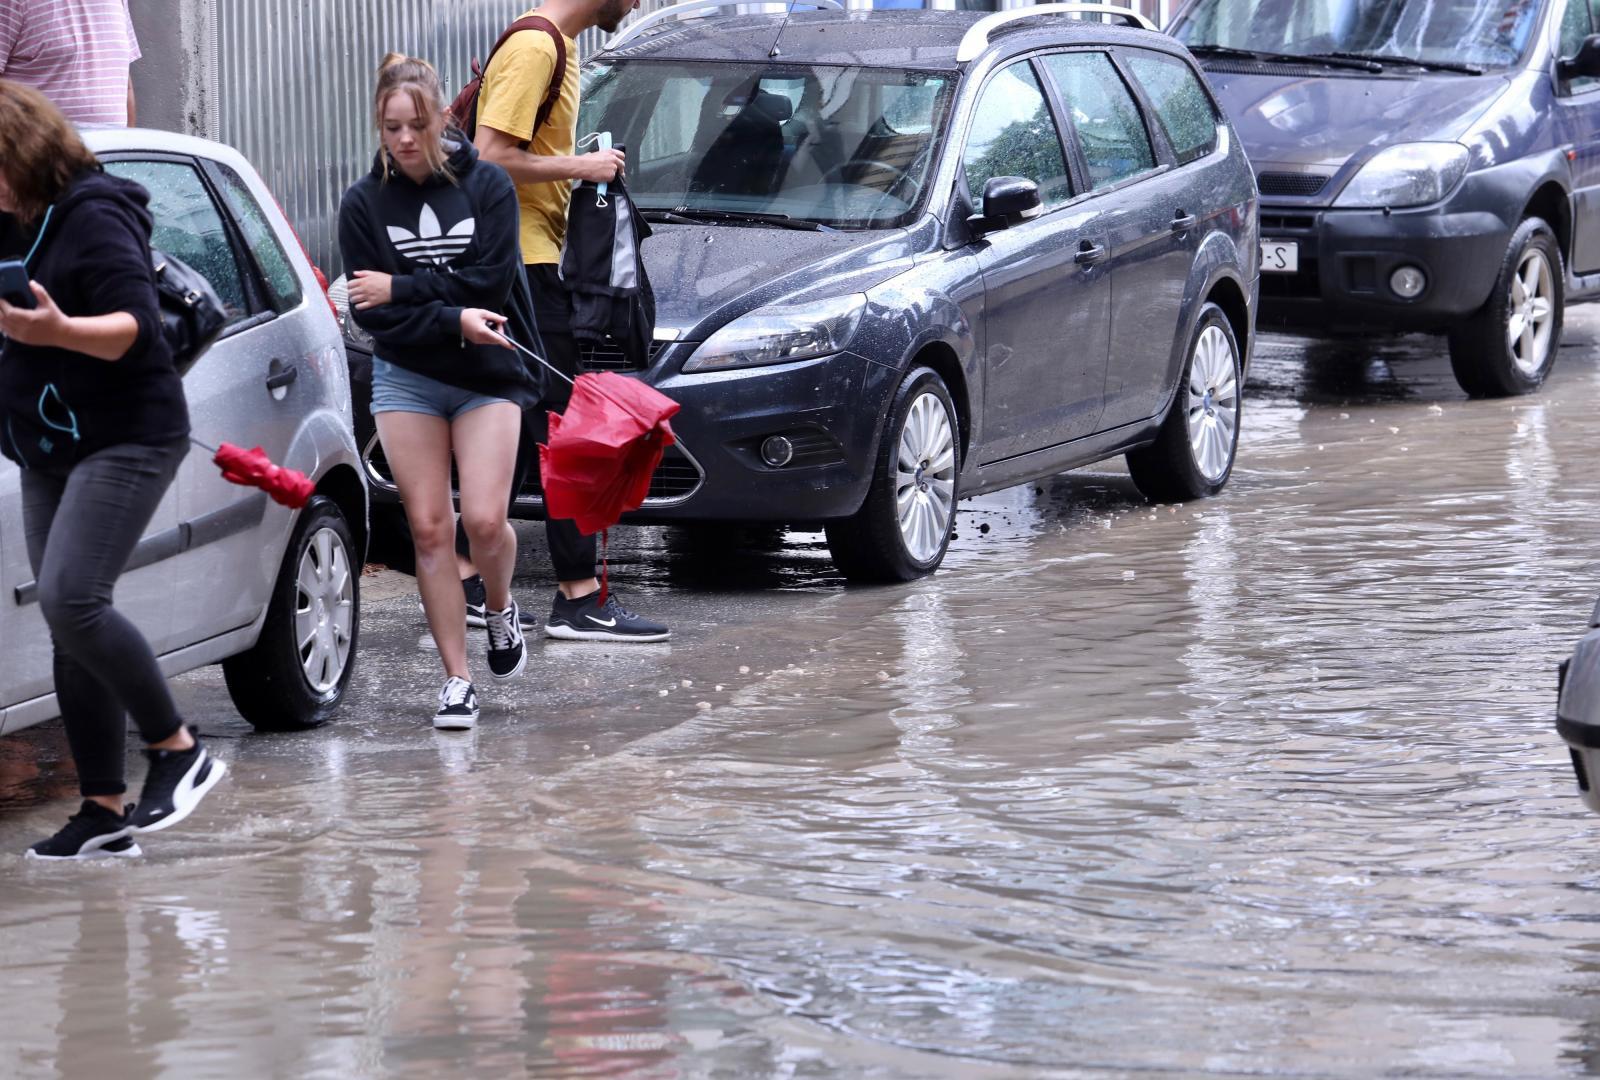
1333,142,1470,209
682,295,867,374
327,275,375,351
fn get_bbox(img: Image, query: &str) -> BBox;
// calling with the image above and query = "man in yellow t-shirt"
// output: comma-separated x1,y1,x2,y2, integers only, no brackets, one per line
466,0,671,644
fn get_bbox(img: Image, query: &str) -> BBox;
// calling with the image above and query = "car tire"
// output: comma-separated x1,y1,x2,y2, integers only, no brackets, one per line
825,367,960,583
1125,302,1242,503
1447,217,1563,397
223,496,359,732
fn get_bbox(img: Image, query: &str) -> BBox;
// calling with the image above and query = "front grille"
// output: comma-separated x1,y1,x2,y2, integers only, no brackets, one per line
579,339,668,371
1258,172,1329,197
1260,259,1322,299
1260,211,1317,232
364,433,703,506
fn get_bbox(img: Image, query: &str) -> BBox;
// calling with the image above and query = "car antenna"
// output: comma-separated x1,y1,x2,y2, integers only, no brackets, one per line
768,0,797,57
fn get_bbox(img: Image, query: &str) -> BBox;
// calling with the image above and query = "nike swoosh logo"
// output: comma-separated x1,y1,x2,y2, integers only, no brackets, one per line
585,615,618,627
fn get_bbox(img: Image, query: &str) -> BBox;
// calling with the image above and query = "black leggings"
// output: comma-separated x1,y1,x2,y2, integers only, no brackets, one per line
21,439,189,797
455,264,597,583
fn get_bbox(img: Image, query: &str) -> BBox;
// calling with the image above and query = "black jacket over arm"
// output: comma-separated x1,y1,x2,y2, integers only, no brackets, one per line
338,137,541,408
0,169,189,468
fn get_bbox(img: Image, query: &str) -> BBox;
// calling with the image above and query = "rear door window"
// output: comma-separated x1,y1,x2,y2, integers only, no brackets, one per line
1040,53,1156,191
1124,52,1219,165
961,61,1073,211
102,159,252,326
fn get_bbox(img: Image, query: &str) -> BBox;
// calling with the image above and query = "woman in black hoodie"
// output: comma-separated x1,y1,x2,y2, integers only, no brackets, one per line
339,55,539,730
0,81,226,860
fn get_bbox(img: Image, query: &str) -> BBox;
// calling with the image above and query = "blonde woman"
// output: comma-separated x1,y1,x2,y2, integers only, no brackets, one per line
338,55,540,729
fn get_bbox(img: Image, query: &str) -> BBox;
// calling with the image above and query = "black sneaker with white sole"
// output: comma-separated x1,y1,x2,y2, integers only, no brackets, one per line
417,576,538,640
27,800,142,860
435,676,480,730
485,600,528,680
126,728,227,835
545,590,671,643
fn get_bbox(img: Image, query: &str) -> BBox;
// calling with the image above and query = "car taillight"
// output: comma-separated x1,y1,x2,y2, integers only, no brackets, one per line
268,192,339,322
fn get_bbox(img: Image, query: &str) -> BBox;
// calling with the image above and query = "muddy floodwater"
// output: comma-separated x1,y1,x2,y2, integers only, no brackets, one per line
6,315,1600,1078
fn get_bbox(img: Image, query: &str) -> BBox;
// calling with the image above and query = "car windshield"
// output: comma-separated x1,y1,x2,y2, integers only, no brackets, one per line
1171,0,1542,69
577,60,957,229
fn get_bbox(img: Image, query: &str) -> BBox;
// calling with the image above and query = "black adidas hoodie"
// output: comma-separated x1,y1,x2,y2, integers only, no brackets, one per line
0,169,189,468
338,136,541,408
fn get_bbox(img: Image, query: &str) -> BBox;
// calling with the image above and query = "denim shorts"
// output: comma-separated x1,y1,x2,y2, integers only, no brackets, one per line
370,358,509,421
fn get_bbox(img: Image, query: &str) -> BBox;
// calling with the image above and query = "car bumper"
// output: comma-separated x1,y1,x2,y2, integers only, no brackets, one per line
1256,201,1509,334
351,343,897,524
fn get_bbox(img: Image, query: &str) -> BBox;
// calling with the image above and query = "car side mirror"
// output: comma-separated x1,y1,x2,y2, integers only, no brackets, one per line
1560,33,1600,81
968,176,1042,235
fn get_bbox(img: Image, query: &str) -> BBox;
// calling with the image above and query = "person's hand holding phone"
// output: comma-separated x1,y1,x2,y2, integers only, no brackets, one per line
0,280,69,348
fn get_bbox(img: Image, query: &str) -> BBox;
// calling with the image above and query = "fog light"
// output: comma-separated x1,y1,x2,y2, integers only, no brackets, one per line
760,435,795,467
1390,265,1426,299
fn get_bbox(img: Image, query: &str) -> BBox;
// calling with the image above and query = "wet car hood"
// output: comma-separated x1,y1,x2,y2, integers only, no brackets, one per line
643,223,918,340
1205,69,1511,172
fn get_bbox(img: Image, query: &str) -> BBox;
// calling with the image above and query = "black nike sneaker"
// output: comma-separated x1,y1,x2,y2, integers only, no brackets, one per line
485,600,528,681
26,800,141,861
545,590,670,643
126,728,228,834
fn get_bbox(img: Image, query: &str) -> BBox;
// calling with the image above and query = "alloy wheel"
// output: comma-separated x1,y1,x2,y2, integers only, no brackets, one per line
1507,248,1555,376
895,391,957,563
295,527,354,693
1185,323,1240,484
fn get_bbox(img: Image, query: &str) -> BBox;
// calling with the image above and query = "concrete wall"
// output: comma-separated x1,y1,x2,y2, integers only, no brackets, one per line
128,0,215,136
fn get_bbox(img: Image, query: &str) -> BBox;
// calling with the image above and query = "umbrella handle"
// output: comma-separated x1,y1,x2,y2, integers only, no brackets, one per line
494,331,577,387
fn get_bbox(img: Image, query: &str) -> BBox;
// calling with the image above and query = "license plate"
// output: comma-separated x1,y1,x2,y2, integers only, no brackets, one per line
1261,240,1299,273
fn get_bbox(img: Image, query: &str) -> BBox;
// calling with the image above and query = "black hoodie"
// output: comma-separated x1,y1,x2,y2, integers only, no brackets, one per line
0,169,189,468
338,136,541,408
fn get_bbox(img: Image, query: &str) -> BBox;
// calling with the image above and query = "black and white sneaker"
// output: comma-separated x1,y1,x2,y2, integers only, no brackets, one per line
127,728,227,835
26,800,141,861
545,590,671,643
434,676,479,730
417,576,537,643
485,600,528,681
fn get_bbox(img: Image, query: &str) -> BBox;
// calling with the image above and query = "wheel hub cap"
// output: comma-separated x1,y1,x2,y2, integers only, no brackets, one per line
1185,324,1240,485
294,526,353,694
895,392,957,564
1507,248,1554,377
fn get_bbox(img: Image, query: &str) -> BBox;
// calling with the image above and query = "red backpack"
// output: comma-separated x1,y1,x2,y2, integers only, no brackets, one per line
446,14,568,145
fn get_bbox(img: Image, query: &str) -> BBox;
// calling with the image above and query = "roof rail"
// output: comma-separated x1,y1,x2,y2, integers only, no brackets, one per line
955,3,1155,63
602,0,846,53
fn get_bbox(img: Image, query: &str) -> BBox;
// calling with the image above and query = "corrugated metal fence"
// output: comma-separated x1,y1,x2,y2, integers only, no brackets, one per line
215,0,673,275
214,0,1164,275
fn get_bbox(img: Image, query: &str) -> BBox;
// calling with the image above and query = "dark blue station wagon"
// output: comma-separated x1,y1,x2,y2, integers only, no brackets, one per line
345,3,1262,581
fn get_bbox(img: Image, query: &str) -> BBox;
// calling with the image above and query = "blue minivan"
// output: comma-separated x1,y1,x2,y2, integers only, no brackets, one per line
1169,0,1600,396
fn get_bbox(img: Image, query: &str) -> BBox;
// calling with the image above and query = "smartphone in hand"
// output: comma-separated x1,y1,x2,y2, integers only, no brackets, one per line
0,261,35,309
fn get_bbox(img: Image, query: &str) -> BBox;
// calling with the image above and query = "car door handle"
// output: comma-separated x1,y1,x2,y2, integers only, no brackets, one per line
1171,211,1197,233
265,364,298,391
1074,241,1108,267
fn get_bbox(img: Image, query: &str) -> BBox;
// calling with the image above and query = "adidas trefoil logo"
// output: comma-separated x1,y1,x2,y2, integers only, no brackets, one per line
387,204,475,267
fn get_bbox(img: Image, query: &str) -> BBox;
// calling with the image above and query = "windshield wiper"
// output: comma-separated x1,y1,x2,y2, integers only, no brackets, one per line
640,207,831,232
1186,43,1384,72
1312,50,1485,75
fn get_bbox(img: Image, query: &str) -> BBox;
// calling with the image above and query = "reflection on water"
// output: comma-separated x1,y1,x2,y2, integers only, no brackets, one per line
5,323,1600,1076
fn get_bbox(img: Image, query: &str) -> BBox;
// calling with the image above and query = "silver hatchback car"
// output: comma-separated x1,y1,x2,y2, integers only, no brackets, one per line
0,129,367,736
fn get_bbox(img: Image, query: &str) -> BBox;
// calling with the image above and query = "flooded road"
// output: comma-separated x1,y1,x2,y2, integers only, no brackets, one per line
5,314,1600,1078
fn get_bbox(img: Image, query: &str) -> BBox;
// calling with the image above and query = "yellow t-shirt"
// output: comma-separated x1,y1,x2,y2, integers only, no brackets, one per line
476,11,579,265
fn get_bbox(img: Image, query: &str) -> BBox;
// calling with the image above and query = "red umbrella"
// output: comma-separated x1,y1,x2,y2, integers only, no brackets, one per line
500,334,680,601
196,438,316,508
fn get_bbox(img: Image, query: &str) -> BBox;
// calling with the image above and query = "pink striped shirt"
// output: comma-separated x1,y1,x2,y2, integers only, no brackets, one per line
0,0,140,126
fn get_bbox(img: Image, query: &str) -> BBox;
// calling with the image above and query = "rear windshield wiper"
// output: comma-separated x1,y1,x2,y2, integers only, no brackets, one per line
641,207,831,232
1186,43,1384,72
1312,50,1485,75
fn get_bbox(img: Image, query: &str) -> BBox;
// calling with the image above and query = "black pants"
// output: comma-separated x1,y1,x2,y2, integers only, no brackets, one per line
455,263,597,583
21,439,189,797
